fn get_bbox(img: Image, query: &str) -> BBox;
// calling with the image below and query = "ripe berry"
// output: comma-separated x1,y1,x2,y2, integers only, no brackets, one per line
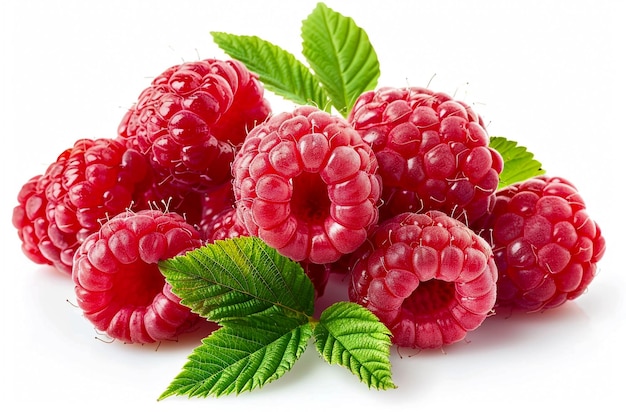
203,208,248,243
349,210,498,349
348,86,503,226
231,105,382,265
12,138,150,275
118,58,271,198
198,180,237,241
72,209,209,344
475,176,606,311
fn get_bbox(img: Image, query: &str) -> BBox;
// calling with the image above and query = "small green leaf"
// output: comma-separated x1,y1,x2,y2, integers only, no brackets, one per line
159,310,313,399
301,2,380,116
490,136,545,189
211,31,329,109
314,302,396,390
158,236,315,322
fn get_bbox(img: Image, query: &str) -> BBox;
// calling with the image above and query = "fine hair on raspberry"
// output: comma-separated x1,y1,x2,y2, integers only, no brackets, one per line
231,105,382,265
349,210,498,349
12,138,151,275
72,209,209,344
117,58,272,202
475,176,606,311
348,86,503,226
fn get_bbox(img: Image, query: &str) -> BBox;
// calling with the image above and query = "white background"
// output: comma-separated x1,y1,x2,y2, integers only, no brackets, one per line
1,0,624,410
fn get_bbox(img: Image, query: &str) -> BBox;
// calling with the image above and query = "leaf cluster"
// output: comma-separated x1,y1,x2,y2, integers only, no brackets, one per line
158,236,395,399
212,2,379,116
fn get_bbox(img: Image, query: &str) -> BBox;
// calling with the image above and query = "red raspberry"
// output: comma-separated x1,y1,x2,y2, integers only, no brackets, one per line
348,210,498,349
72,209,209,344
475,176,606,311
210,61,272,146
118,58,271,198
348,86,503,226
133,183,207,228
203,208,248,243
301,261,332,300
198,180,237,241
12,138,150,275
231,105,382,265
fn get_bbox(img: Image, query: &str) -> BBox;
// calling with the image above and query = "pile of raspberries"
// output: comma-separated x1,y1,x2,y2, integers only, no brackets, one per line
13,58,606,348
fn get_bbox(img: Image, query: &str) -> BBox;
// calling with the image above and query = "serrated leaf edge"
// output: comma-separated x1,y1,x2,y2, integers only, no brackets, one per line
159,314,314,399
314,302,396,390
301,2,380,115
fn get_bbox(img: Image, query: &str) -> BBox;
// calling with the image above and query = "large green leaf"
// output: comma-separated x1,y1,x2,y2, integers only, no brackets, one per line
159,310,313,399
158,236,315,322
314,302,396,390
301,2,380,116
211,32,329,109
490,136,545,189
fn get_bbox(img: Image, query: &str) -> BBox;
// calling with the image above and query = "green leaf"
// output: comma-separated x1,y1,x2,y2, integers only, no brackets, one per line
158,236,315,322
301,2,380,116
490,136,545,189
159,310,313,399
211,31,329,109
314,302,396,390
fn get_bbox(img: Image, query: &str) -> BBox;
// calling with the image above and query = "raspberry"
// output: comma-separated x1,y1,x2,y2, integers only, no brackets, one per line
118,58,271,199
12,138,150,275
203,208,249,243
198,180,237,241
72,209,209,344
348,86,503,226
301,261,332,300
133,182,207,228
13,175,51,266
475,176,606,311
348,210,498,349
231,105,382,265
